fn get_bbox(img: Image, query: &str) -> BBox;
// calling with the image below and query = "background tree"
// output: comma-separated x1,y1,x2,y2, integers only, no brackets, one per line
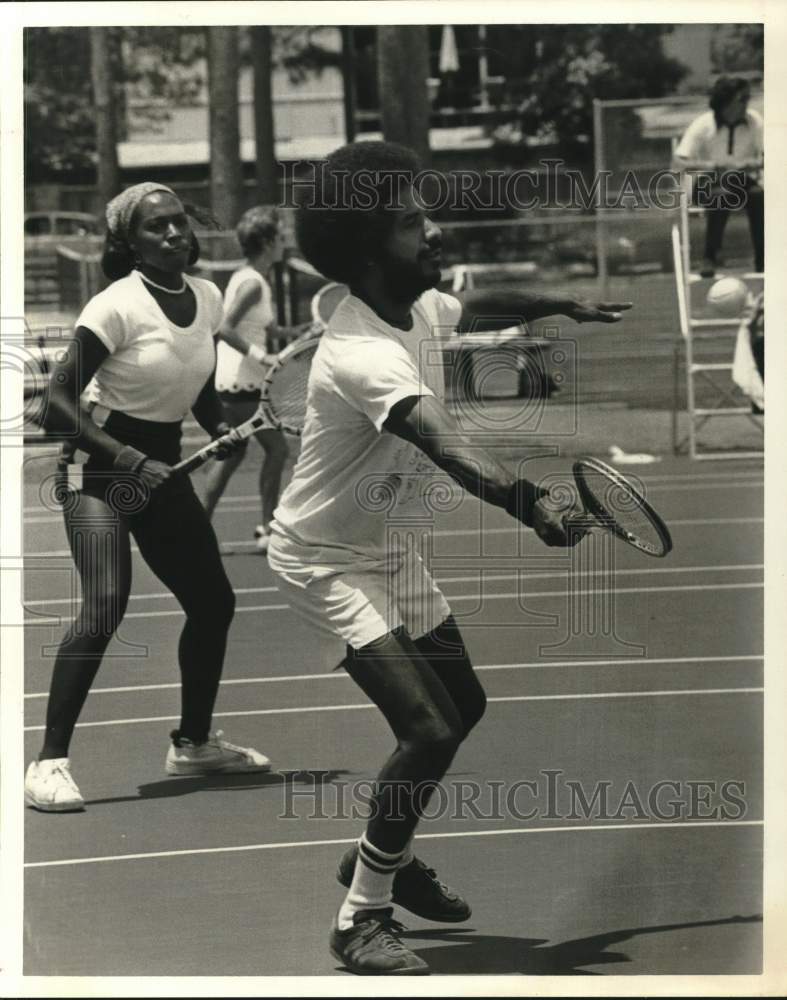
711,24,764,75
377,26,431,165
249,26,278,204
24,26,206,183
89,27,120,209
25,28,100,180
207,26,243,228
484,24,688,160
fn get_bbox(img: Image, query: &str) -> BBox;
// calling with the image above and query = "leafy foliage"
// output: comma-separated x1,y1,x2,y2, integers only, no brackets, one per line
710,24,764,75
25,26,208,178
269,26,343,82
25,25,341,179
25,27,105,177
484,24,687,158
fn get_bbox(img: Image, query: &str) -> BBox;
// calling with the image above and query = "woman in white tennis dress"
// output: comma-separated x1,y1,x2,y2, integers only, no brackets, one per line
202,207,310,553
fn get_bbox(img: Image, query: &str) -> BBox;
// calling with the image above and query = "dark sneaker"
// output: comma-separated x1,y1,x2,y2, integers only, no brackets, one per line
329,907,429,975
699,258,716,278
337,845,471,922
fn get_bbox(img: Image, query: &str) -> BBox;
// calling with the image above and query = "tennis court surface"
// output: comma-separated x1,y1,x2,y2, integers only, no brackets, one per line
22,453,763,976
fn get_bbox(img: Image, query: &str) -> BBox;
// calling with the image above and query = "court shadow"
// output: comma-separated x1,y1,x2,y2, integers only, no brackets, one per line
398,914,762,975
84,768,351,807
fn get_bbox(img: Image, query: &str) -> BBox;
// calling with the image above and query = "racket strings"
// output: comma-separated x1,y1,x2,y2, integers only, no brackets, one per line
577,465,669,557
265,348,317,431
592,495,663,547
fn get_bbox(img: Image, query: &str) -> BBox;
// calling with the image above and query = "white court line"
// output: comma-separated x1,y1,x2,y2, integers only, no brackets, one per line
21,470,764,517
23,581,764,626
23,686,763,733
22,477,764,524
23,653,765,700
20,516,764,559
22,563,764,610
24,818,764,870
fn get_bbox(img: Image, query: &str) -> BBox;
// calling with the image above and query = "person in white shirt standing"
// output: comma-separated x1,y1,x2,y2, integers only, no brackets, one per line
673,76,764,277
25,183,271,814
202,207,310,553
266,141,632,975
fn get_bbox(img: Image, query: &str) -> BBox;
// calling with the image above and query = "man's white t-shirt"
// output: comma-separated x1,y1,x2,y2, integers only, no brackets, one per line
215,266,274,392
269,287,462,577
78,270,222,423
674,109,763,169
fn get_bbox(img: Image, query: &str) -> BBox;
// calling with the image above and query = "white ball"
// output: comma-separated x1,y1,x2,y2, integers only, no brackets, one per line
706,277,749,317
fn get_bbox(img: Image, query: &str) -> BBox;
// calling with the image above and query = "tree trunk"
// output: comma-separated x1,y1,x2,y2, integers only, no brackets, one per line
250,26,278,204
341,26,357,142
89,27,120,210
376,26,431,165
207,27,243,228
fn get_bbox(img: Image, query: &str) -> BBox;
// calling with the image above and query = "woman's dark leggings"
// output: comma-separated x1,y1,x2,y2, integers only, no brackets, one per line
40,414,235,760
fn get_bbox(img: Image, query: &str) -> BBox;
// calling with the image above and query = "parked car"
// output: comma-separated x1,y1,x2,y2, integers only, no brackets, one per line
25,212,102,307
24,211,100,239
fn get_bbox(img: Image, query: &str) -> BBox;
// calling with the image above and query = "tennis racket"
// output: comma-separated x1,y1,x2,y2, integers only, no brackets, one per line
564,455,672,558
174,332,321,475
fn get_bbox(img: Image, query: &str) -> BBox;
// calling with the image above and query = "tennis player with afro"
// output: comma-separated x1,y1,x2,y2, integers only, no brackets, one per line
267,141,632,975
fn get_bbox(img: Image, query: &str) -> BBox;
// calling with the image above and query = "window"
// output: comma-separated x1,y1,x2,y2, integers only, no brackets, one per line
24,215,51,236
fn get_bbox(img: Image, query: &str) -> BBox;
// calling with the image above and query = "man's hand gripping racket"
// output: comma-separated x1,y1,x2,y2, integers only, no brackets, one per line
558,456,672,557
510,456,672,556
174,328,322,475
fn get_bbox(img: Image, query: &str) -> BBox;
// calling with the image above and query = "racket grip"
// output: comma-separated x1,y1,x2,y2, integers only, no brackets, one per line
173,443,220,474
174,422,255,474
562,511,597,539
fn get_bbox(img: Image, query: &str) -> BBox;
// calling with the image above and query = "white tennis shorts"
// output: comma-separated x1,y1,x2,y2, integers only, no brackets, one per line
269,544,451,652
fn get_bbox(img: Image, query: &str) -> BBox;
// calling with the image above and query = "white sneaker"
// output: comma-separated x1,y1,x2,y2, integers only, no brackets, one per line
24,758,85,812
165,730,272,776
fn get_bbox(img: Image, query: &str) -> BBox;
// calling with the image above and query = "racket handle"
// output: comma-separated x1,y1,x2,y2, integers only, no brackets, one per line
173,438,225,474
562,512,597,539
174,419,261,474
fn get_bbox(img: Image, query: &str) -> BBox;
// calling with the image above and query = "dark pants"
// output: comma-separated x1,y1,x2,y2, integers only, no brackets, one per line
704,179,764,272
40,412,235,759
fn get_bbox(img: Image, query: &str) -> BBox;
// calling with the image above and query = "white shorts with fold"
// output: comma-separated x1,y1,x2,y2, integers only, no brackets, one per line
268,536,451,653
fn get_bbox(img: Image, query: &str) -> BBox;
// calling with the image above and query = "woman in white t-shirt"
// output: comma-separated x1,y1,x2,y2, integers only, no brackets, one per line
24,183,271,813
202,207,311,553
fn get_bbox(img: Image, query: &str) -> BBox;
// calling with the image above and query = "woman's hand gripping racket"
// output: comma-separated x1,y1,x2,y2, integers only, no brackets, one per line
174,330,322,475
560,455,673,557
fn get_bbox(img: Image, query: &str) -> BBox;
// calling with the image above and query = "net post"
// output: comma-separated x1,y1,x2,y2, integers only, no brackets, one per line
592,99,608,300
671,340,682,455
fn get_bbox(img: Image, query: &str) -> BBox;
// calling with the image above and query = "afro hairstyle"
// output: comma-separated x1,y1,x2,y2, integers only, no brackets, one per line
295,141,422,285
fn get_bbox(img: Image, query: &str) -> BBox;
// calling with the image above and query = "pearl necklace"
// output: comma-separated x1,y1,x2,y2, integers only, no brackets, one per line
138,271,188,294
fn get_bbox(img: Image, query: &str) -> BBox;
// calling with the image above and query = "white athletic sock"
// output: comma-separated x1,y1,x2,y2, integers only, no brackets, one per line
337,834,405,930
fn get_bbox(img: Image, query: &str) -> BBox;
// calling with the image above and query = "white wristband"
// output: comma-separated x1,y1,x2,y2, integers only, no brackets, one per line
113,445,147,474
248,344,266,364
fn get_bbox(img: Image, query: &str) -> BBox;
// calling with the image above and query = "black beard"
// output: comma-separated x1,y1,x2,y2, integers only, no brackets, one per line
379,252,439,302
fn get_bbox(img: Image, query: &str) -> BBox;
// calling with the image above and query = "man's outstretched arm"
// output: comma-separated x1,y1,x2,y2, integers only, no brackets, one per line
454,289,632,333
383,393,582,548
